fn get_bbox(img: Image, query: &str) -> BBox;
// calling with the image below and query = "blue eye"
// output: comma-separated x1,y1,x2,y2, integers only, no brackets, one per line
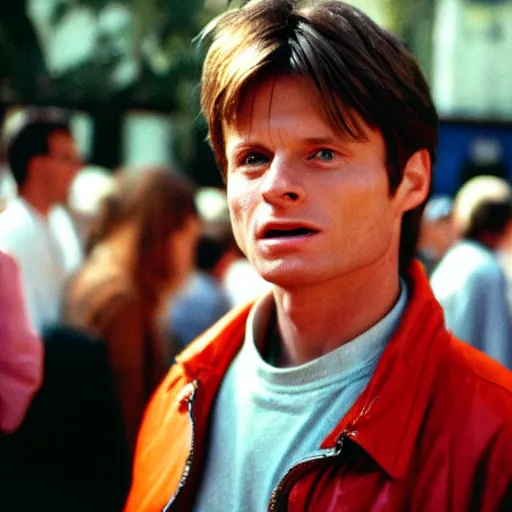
244,153,269,166
314,149,335,161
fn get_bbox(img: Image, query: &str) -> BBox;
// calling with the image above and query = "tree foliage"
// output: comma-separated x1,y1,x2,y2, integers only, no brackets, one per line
0,0,220,113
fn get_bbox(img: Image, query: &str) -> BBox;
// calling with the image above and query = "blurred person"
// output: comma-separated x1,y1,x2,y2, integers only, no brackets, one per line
194,186,270,307
223,253,272,306
168,186,256,350
168,221,237,351
416,194,455,275
126,2,512,512
431,175,512,368
0,165,17,213
49,203,84,273
67,165,116,244
2,325,131,512
0,249,130,512
0,113,83,332
62,167,199,451
0,249,43,434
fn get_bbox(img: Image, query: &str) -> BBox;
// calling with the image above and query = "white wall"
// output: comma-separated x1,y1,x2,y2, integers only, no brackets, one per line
122,112,175,168
433,0,512,119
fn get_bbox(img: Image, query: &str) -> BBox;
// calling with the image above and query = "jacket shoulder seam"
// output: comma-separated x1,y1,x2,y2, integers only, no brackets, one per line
445,338,512,397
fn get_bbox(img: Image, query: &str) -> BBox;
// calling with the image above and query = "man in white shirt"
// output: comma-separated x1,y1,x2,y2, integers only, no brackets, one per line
0,114,83,332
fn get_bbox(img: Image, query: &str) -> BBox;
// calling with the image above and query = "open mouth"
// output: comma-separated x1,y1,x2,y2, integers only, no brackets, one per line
264,227,317,239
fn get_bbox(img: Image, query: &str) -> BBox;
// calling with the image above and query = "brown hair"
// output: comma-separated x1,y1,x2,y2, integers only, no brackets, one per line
200,0,438,270
87,167,198,314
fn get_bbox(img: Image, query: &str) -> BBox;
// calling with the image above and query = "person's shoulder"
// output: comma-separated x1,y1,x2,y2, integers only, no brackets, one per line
143,301,254,420
440,335,512,418
423,337,512,479
416,337,512,509
0,202,47,264
140,360,190,426
0,201,32,240
432,241,503,294
64,262,140,329
438,241,492,268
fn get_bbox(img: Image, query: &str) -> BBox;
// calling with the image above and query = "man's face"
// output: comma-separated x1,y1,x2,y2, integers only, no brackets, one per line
43,131,82,205
223,75,416,289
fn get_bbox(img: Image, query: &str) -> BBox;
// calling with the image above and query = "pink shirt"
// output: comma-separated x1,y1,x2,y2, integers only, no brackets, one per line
0,249,43,433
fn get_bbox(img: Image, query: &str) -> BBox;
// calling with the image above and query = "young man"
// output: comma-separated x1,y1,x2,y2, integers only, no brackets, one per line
431,175,512,369
126,1,512,511
0,113,83,332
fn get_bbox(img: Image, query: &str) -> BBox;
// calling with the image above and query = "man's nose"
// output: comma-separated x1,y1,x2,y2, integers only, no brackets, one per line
261,157,306,206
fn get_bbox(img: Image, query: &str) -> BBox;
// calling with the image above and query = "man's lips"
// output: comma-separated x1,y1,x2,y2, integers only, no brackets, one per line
257,222,320,240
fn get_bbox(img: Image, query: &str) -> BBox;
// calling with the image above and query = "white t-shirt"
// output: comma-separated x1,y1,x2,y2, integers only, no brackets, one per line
193,282,407,512
0,198,82,332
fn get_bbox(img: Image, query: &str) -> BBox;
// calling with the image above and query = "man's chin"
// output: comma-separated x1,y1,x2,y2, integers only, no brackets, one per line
257,263,320,290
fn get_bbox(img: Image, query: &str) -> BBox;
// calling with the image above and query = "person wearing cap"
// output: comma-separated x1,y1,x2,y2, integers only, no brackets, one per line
416,195,456,276
431,175,512,369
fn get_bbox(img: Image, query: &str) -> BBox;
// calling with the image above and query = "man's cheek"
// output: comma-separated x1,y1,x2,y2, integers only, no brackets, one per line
232,223,248,256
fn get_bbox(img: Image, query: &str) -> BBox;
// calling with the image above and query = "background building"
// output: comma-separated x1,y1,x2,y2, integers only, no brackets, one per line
0,0,511,193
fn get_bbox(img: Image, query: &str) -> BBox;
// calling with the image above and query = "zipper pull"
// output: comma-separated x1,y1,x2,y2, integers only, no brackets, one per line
175,381,197,412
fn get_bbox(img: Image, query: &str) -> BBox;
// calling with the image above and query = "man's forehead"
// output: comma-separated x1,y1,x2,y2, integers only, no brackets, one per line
223,75,325,134
222,74,373,149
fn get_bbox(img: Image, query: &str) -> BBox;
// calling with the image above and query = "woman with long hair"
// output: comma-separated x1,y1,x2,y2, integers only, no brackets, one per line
62,167,199,451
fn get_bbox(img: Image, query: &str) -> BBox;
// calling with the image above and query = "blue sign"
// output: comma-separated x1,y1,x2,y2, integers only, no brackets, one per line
433,121,512,196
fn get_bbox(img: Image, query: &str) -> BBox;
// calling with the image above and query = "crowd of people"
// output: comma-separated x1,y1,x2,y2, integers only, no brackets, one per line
0,108,267,510
419,176,512,369
1,0,512,511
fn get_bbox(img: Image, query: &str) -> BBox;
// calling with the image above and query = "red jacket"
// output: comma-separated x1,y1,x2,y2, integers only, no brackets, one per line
125,262,512,511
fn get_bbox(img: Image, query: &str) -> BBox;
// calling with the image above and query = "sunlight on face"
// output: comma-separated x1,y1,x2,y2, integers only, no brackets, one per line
223,75,420,290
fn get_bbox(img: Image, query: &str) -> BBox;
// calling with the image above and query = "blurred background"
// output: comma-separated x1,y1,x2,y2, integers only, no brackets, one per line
1,4,512,507
0,0,511,193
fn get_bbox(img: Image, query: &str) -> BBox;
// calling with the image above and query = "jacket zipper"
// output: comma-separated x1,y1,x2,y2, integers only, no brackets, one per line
268,434,346,512
162,379,199,512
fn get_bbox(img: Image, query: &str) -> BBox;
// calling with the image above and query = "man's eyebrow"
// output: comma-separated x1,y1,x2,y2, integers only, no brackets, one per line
300,136,341,146
229,135,343,148
227,140,266,152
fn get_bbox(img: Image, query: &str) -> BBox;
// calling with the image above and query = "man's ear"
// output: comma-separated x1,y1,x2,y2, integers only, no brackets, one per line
395,149,430,213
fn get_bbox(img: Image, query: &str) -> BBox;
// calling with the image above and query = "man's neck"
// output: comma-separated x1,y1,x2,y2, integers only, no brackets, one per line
269,266,401,367
19,189,52,218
